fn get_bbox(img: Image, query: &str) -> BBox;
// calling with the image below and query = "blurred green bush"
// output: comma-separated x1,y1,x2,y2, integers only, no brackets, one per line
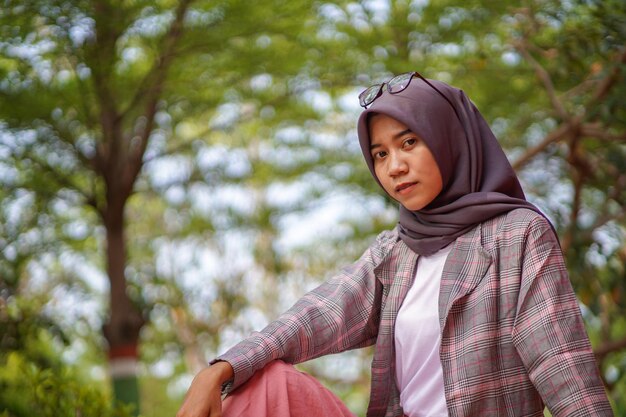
0,297,132,417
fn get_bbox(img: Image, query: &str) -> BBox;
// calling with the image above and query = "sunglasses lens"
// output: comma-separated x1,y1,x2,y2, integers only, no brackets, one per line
387,72,414,93
359,84,383,107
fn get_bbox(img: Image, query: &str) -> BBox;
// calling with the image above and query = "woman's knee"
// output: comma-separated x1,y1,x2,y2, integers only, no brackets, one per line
258,360,294,377
223,361,355,417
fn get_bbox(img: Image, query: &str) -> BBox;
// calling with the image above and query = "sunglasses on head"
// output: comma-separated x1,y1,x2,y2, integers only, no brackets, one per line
358,72,459,119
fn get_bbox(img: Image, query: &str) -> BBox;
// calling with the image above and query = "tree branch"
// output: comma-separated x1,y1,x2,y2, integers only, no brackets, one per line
513,38,569,121
595,335,626,362
580,124,626,142
67,56,99,132
22,148,101,214
123,0,194,195
512,119,579,170
170,306,207,374
579,160,626,242
589,46,626,105
560,144,625,261
51,120,102,173
88,1,127,184
561,144,586,255
120,0,194,121
141,136,197,166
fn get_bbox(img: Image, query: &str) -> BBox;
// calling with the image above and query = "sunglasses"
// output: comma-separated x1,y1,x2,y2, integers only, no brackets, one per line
358,71,458,118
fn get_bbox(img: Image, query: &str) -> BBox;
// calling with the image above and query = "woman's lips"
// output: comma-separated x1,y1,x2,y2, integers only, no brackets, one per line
395,182,417,195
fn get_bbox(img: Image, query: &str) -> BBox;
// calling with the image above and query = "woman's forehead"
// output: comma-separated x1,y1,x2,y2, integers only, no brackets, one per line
368,114,413,143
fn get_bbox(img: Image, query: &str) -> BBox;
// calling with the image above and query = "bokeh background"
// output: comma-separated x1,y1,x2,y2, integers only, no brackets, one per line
0,0,624,416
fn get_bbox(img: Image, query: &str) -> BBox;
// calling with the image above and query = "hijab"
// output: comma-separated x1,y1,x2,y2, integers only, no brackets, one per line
357,76,546,256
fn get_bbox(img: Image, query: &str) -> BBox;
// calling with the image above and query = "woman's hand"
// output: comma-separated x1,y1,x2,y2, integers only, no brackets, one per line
176,361,234,417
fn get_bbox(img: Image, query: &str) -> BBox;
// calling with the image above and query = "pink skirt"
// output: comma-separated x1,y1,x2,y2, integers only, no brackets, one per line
222,360,356,417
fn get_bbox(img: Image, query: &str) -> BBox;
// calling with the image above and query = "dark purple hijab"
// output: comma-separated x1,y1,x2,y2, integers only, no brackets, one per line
357,77,544,256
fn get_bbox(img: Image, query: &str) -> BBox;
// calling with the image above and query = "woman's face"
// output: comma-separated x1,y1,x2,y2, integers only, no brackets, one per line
368,114,443,211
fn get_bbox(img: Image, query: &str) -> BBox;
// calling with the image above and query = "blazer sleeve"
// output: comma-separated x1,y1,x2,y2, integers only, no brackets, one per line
512,215,614,416
213,231,391,393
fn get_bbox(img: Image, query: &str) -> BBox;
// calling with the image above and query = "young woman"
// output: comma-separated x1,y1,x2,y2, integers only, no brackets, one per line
177,73,613,417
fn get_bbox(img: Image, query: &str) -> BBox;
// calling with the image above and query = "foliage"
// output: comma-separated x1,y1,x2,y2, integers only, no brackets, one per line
0,0,355,411
0,296,132,417
0,352,133,417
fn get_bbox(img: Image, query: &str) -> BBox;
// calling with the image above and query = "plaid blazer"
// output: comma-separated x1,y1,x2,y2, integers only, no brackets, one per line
217,209,613,416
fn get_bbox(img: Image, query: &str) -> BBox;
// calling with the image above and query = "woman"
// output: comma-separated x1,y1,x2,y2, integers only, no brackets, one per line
177,73,613,416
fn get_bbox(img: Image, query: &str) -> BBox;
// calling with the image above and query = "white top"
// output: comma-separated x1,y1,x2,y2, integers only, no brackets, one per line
394,245,452,417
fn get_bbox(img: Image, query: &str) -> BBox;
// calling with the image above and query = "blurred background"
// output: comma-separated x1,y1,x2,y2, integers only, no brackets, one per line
0,0,624,416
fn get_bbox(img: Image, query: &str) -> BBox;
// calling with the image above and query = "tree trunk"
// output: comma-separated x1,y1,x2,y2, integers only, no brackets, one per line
102,205,144,416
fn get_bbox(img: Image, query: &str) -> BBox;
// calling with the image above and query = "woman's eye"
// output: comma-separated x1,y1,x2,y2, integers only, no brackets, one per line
404,138,417,147
374,151,387,159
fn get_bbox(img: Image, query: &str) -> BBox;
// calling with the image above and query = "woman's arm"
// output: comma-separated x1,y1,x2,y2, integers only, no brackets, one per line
214,229,396,393
218,244,385,391
512,215,613,416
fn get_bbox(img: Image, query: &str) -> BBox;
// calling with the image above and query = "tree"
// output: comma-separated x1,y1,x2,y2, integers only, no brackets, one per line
0,0,349,413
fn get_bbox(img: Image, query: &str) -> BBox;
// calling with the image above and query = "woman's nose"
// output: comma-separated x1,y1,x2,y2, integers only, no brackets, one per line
388,153,408,176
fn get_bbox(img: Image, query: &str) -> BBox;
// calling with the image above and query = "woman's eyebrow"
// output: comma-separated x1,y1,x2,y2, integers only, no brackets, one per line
370,129,413,151
393,128,413,139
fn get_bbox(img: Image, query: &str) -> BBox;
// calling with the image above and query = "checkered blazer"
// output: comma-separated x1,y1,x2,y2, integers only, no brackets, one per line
217,209,613,416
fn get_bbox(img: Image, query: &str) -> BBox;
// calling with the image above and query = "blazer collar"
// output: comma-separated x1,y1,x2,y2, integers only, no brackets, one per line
375,223,490,289
374,222,492,330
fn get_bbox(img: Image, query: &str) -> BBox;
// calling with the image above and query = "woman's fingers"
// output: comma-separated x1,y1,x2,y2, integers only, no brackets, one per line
176,387,221,416
177,362,233,417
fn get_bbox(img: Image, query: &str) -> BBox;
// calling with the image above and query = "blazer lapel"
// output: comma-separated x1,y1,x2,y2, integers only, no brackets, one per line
375,239,420,313
369,240,419,415
438,222,493,330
